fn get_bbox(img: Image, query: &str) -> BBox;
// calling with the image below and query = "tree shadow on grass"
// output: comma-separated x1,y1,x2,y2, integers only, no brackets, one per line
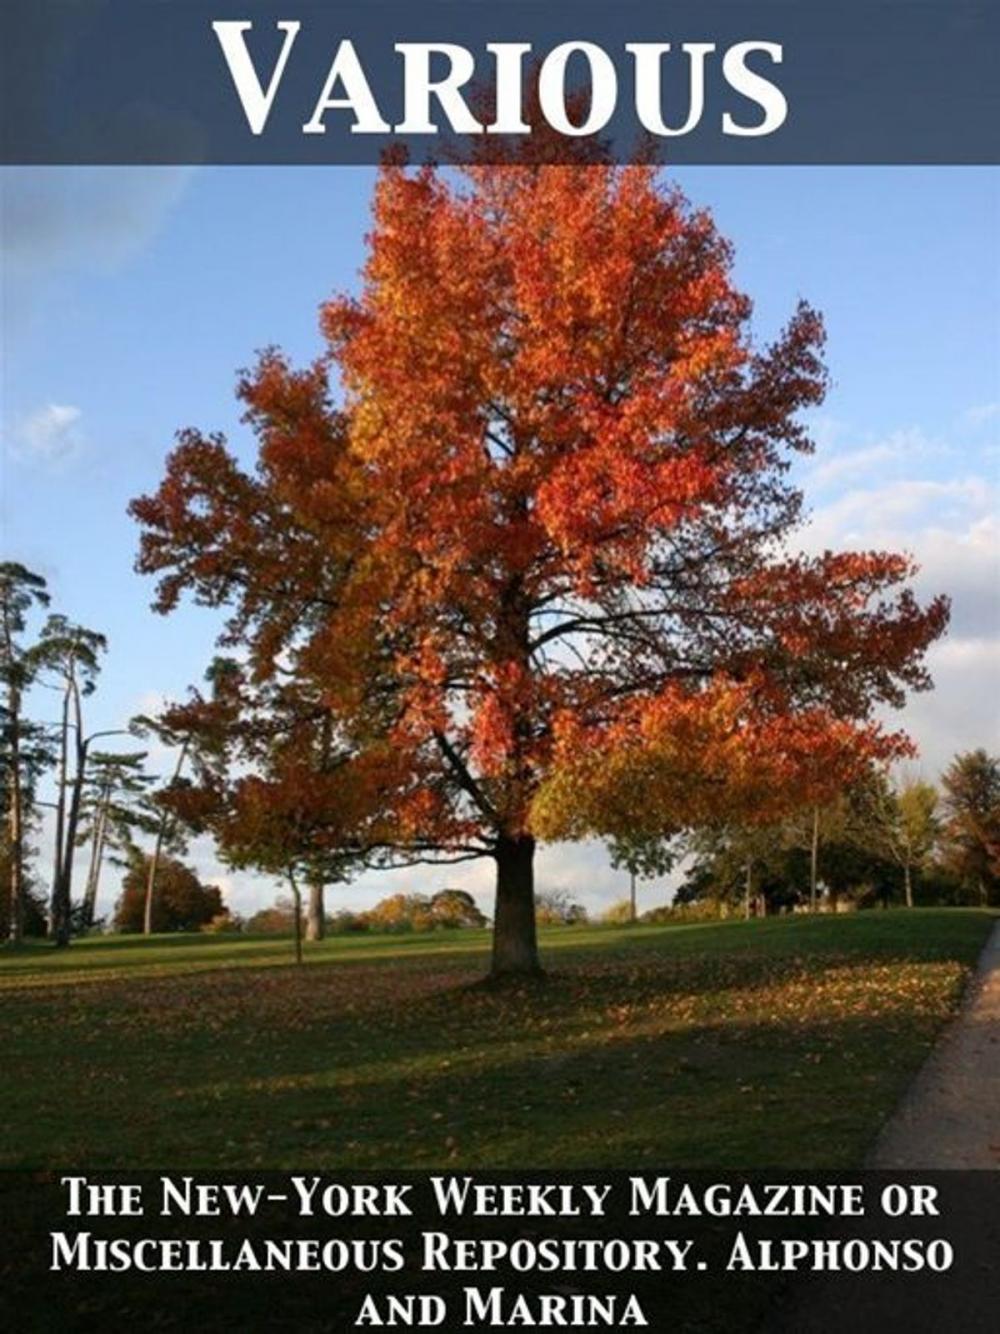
1,936,971,1175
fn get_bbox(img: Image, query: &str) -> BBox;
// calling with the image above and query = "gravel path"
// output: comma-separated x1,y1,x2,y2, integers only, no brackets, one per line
867,920,1000,1169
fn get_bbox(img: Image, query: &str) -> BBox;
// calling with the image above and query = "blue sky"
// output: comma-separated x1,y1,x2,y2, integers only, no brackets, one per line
2,165,998,919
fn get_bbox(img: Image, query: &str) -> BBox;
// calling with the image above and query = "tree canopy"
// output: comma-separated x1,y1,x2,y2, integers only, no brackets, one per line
131,159,948,975
939,750,1000,905
115,852,227,934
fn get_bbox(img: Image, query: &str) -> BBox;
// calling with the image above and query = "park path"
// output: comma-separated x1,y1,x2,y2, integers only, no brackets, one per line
867,919,1000,1169
765,923,1000,1332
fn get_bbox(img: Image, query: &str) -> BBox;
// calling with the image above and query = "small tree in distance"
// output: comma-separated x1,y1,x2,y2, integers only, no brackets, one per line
115,851,226,933
535,889,588,927
939,750,1000,906
855,773,939,907
429,888,488,929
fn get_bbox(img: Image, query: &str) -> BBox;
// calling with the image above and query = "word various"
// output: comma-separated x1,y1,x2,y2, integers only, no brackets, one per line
211,23,788,139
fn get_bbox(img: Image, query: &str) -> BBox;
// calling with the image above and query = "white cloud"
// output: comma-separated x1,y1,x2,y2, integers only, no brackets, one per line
805,427,946,491
8,402,83,463
801,466,1000,777
887,637,1000,776
962,402,1000,428
803,476,996,551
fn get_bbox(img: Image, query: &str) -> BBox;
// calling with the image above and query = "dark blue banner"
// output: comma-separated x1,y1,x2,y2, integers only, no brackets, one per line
1,2,998,164
2,1170,998,1332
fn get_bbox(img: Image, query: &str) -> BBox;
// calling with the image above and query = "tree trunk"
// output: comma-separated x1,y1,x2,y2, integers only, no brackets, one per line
53,689,88,946
83,790,109,929
82,807,102,929
490,834,541,977
3,605,23,943
306,880,325,941
7,683,24,944
144,737,189,935
52,682,87,947
744,860,753,921
49,686,70,937
904,861,913,909
809,805,820,912
287,871,304,966
143,822,167,936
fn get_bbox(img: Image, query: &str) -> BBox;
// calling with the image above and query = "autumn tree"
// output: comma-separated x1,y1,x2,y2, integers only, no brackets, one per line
939,750,1000,906
131,159,948,977
601,899,636,926
359,888,486,931
145,659,361,949
0,562,51,942
114,850,226,933
364,893,432,933
429,888,487,929
148,659,358,944
246,896,300,935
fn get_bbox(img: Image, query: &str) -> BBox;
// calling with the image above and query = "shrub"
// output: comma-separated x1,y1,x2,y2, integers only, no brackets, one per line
535,889,588,926
600,898,635,925
245,896,300,934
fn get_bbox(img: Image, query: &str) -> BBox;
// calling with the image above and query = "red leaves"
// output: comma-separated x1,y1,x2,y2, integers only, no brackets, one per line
130,161,947,867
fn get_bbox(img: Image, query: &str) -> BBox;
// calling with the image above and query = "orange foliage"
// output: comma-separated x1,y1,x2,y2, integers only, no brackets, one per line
131,159,948,881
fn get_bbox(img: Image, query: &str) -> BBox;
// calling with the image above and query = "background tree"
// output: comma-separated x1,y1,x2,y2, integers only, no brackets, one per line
428,888,487,929
678,785,908,914
33,615,109,946
939,750,1000,906
130,713,196,936
131,159,948,977
1,706,54,939
854,772,939,907
364,893,433,933
0,830,48,938
114,850,226,933
679,820,795,918
0,562,51,942
608,831,677,923
534,889,589,926
246,895,301,935
76,750,156,930
141,659,360,943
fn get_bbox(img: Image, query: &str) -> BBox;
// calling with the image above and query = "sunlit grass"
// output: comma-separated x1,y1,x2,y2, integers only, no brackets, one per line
1,909,993,1170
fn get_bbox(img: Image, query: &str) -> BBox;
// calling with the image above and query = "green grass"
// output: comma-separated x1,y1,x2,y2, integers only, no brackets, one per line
1,909,994,1170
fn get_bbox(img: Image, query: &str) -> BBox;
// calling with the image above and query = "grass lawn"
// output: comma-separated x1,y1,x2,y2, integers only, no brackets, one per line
0,909,994,1171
